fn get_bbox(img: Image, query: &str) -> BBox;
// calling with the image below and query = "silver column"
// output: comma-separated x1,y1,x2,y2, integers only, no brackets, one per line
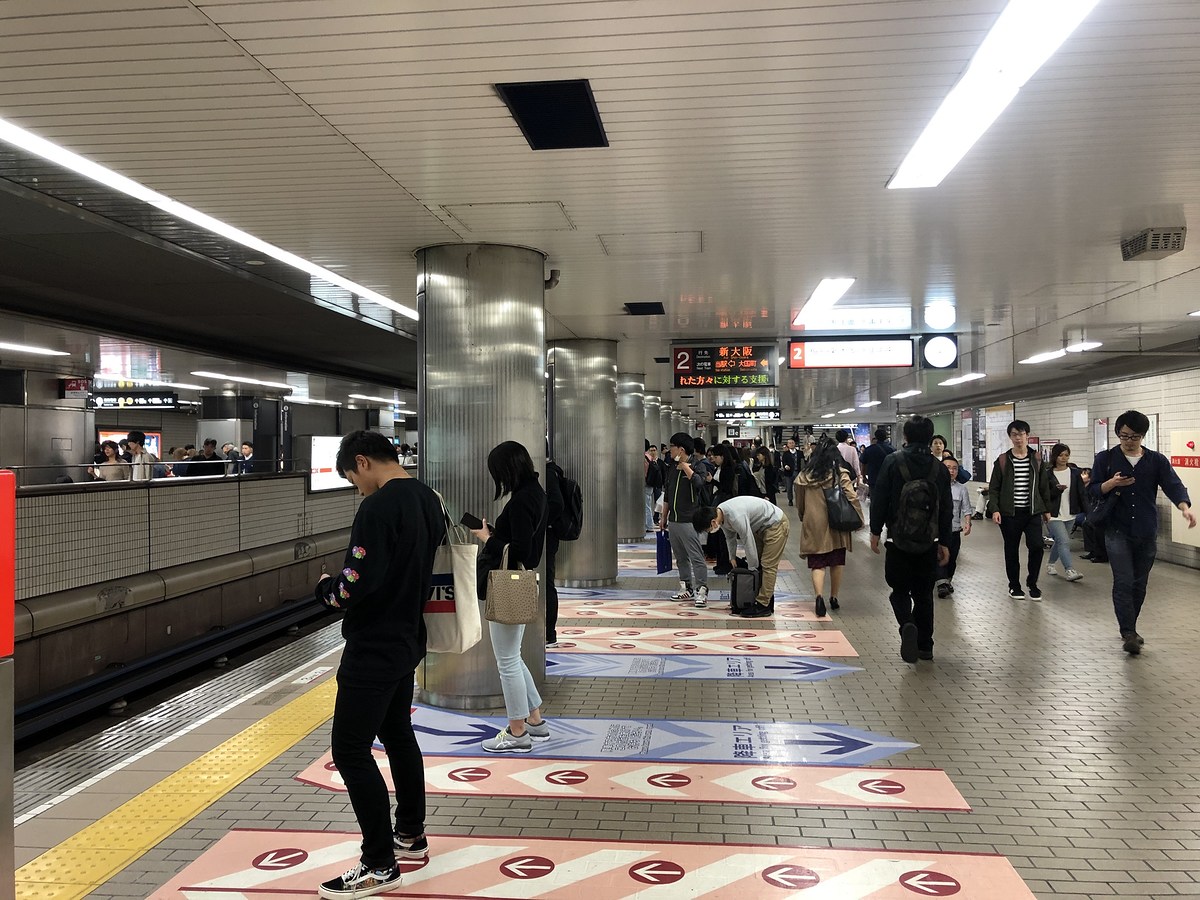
551,340,618,586
659,405,674,445
671,411,684,438
616,373,646,542
644,394,661,447
416,243,547,710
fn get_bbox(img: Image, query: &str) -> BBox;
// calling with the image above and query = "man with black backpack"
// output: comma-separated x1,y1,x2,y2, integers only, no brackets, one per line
869,415,953,663
544,457,582,648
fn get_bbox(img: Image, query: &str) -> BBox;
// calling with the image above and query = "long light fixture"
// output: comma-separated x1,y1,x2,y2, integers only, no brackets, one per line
0,117,418,320
191,371,293,391
891,389,922,400
794,278,856,325
290,397,342,407
821,413,836,419
0,341,70,356
349,393,407,405
837,407,855,414
1065,340,1103,352
1018,349,1067,365
859,401,882,408
888,0,1101,189
939,373,986,386
99,376,208,391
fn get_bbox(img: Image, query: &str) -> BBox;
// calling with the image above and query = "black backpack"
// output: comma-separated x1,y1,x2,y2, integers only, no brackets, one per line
645,458,663,490
891,455,940,552
557,473,584,541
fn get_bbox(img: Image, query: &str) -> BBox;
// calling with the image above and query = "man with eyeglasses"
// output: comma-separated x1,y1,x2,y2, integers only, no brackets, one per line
1089,410,1195,655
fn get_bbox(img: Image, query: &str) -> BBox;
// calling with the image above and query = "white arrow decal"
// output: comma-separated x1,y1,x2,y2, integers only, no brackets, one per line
424,760,485,792
509,762,594,794
817,770,912,806
197,840,362,888
763,865,820,888
253,850,306,869
501,857,555,878
780,858,936,900
472,850,656,899
753,776,798,791
631,861,684,882
610,765,693,797
902,871,962,894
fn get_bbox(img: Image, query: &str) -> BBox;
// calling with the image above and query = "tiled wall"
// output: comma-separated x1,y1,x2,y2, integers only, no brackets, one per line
1013,392,1093,458
16,475,361,599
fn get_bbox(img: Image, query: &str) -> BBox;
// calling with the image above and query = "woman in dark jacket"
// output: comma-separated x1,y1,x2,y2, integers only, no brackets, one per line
1040,443,1086,581
753,446,779,505
469,441,550,753
704,444,739,574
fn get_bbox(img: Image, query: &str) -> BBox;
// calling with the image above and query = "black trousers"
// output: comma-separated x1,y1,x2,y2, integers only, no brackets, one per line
706,529,731,570
546,532,560,643
936,531,962,581
331,670,425,869
999,511,1043,589
885,544,937,651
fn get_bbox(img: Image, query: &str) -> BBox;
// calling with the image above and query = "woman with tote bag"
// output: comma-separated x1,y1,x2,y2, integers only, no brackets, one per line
795,436,863,618
468,441,551,753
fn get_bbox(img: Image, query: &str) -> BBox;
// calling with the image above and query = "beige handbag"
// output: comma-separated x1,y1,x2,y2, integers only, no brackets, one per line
484,545,539,625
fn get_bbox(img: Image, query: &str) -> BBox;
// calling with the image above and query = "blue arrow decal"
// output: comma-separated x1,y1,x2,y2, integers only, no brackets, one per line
412,722,496,745
782,731,871,756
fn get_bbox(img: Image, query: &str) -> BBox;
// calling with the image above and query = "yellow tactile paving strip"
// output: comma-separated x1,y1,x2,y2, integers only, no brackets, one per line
14,678,337,899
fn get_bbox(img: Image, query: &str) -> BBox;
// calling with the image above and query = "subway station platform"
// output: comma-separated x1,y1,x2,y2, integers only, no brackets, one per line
14,519,1200,899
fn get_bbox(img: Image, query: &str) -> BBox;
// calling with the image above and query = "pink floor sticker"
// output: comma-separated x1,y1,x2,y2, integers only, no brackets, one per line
552,626,858,657
150,829,1034,898
560,598,831,623
619,555,797,571
296,754,970,812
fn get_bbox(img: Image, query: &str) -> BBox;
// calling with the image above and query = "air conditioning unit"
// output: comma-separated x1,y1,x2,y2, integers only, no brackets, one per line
1121,227,1186,261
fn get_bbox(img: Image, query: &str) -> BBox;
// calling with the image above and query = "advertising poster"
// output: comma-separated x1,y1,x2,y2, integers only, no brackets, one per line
1170,431,1200,549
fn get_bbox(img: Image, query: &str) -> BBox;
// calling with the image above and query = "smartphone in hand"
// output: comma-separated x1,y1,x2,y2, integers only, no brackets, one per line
460,512,484,530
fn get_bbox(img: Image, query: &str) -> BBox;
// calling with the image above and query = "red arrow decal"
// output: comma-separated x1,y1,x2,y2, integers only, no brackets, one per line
762,864,821,888
500,855,556,879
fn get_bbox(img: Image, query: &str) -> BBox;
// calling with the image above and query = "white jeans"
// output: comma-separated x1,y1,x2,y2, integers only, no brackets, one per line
489,621,542,721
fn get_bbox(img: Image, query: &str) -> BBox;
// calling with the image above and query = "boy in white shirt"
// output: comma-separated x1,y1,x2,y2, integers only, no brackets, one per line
936,457,973,598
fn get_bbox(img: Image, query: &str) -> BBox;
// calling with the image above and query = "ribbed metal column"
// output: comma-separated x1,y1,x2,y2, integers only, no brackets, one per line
671,411,684,438
616,373,646,542
551,340,618,586
416,243,547,709
659,405,674,445
644,394,661,447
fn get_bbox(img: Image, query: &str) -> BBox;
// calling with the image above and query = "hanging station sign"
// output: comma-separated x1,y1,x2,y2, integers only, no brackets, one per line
672,343,777,389
787,337,914,369
89,391,179,410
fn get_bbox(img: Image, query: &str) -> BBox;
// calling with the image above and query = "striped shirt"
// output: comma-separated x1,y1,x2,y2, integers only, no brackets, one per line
1011,454,1032,509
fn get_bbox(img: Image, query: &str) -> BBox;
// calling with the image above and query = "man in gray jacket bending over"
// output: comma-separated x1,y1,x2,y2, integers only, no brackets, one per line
658,432,710,607
693,496,790,618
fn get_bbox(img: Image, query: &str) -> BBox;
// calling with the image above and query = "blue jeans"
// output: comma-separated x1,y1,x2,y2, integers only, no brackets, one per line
644,487,656,531
489,621,542,720
1104,529,1157,635
1047,519,1074,569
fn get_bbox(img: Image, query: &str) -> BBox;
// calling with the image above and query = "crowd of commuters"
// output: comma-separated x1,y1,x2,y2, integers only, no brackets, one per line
85,432,265,481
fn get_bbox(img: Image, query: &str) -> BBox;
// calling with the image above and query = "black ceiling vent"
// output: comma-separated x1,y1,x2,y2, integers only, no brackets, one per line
624,301,665,316
494,79,608,150
654,357,670,364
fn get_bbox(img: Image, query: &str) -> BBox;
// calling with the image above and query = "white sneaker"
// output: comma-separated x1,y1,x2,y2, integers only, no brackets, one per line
1046,563,1057,576
694,586,709,608
1064,568,1084,582
481,727,533,753
670,582,693,600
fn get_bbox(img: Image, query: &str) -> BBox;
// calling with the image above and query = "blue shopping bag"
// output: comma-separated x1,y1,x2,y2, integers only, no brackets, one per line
656,529,673,574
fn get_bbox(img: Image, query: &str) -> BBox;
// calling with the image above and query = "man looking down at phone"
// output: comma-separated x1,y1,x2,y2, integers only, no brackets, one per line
1089,410,1194,656
312,431,445,899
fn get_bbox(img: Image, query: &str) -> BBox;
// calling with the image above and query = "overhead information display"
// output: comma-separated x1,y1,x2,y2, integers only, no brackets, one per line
672,343,777,389
788,338,914,369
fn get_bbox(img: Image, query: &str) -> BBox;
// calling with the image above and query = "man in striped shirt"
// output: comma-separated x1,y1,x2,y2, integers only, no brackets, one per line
986,420,1054,600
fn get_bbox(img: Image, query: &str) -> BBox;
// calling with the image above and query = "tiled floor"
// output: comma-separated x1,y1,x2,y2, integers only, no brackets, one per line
21,512,1200,898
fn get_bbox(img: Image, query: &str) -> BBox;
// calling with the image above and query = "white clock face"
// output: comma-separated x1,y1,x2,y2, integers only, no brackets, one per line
923,335,958,368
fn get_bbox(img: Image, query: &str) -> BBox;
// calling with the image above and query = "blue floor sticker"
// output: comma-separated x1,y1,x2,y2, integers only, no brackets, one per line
546,653,860,681
409,706,917,766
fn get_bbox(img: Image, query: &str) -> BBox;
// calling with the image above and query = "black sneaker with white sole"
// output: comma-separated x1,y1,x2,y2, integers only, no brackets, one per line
1007,586,1026,599
319,862,402,899
394,832,429,860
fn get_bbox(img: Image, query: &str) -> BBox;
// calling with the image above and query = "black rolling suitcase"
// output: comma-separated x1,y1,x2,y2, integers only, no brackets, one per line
728,568,760,615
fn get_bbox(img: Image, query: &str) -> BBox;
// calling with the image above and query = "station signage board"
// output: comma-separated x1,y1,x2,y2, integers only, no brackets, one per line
673,343,777,389
714,407,780,421
59,377,92,399
788,338,914,369
90,391,179,410
726,426,741,438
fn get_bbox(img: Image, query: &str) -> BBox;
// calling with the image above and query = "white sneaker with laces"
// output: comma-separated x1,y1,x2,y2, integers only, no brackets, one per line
670,582,693,600
694,585,709,608
1046,563,1057,576
1064,568,1084,582
481,727,533,753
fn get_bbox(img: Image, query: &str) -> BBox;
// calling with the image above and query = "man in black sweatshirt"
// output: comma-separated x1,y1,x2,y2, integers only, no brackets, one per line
869,416,953,664
313,431,446,899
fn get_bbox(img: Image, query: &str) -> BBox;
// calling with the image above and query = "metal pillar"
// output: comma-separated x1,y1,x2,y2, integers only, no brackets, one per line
551,340,618,586
644,394,661,448
671,411,684,438
616,374,646,542
415,244,547,709
659,405,674,446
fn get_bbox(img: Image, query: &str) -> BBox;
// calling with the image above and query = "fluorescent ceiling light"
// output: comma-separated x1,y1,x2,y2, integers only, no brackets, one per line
939,373,987,386
858,401,882,408
1190,310,1200,317
837,408,855,414
821,413,836,419
349,393,407,405
923,300,957,330
0,341,69,357
1065,340,1103,352
891,389,923,399
1018,349,1067,365
191,371,293,391
795,278,856,325
291,397,342,407
888,0,1101,189
99,376,208,391
0,117,418,321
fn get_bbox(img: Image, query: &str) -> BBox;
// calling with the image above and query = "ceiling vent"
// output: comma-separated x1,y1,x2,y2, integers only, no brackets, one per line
654,356,670,364
624,301,665,316
1121,227,1186,261
494,79,608,151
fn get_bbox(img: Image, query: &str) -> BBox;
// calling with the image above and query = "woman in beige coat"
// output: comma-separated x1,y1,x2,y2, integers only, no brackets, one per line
795,436,864,616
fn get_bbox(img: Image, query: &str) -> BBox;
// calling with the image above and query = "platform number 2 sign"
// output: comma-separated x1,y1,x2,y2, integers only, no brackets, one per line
673,349,693,373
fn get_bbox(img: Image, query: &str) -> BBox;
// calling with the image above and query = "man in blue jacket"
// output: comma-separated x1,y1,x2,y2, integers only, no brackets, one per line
1089,410,1194,655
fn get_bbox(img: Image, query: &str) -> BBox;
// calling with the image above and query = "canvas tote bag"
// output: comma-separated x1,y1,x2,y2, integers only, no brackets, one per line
484,544,539,625
425,497,482,653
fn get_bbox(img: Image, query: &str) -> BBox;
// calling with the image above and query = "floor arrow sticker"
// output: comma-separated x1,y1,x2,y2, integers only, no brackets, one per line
560,597,830,622
546,652,861,681
550,626,859,657
303,756,970,811
151,830,1034,899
